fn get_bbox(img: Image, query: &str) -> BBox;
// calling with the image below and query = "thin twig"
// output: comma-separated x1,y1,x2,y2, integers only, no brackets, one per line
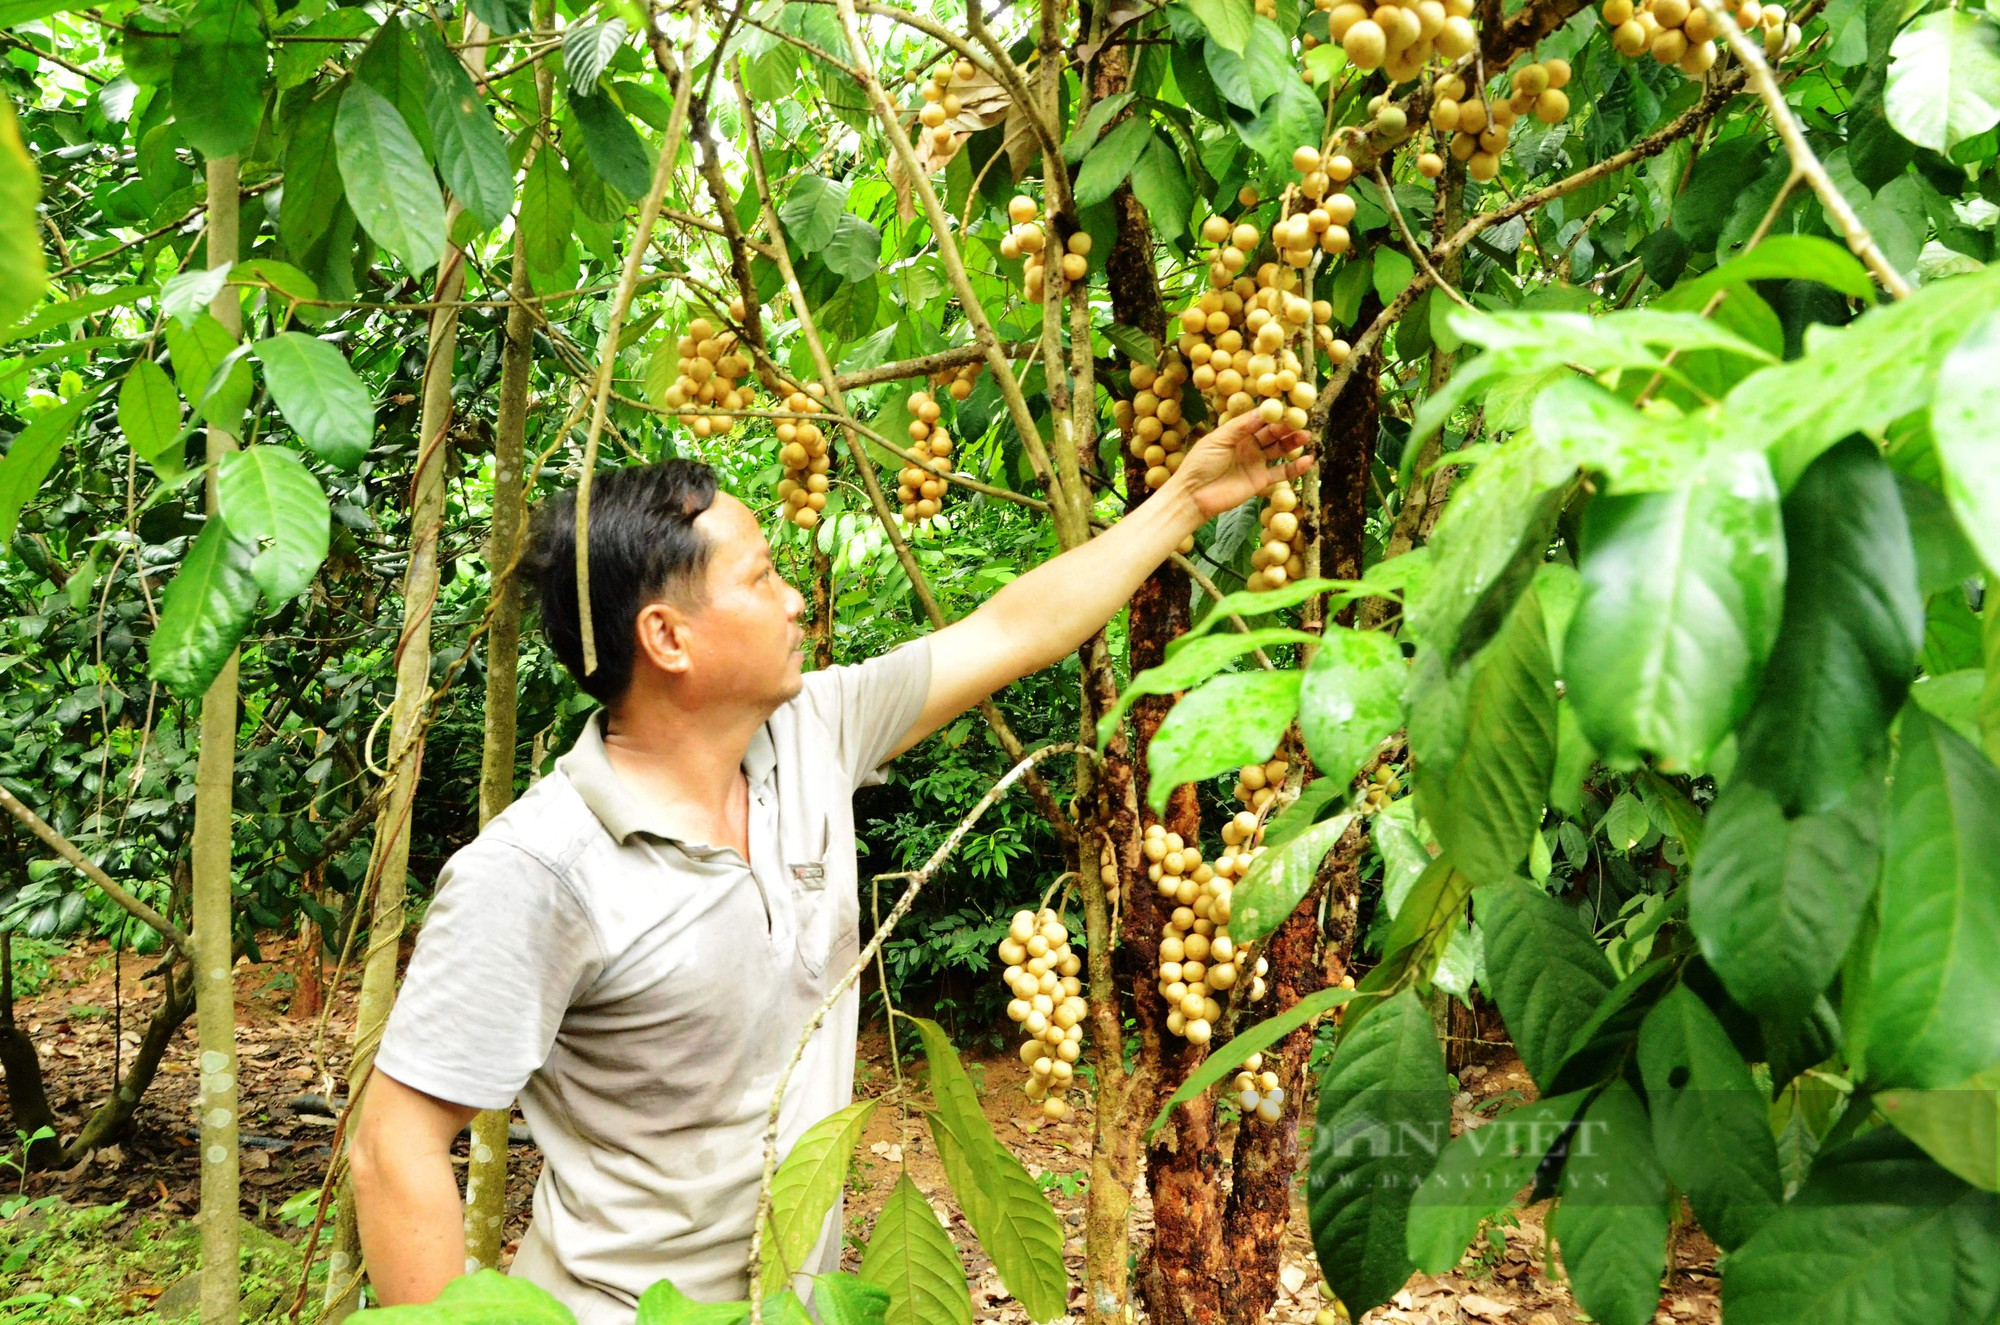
0,782,194,958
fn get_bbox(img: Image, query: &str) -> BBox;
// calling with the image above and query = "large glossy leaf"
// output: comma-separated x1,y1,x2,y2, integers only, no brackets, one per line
1307,987,1451,1316
1689,771,1883,1028
253,332,374,470
1406,1092,1589,1272
1072,115,1152,209
0,392,89,545
1637,986,1783,1250
858,1175,971,1325
520,148,573,276
215,446,330,603
1476,878,1617,1091
1884,10,2000,154
1565,449,1786,773
632,1281,748,1324
1146,669,1303,811
0,99,46,328
1879,1064,2000,1192
164,312,251,428
1148,986,1357,1136
1098,627,1318,747
118,359,184,474
150,517,260,698
572,89,652,201
1846,711,2000,1090
170,0,268,159
761,1100,877,1296
1931,310,2000,573
335,79,445,274
1184,0,1254,53
811,1274,889,1325
1128,134,1193,243
1655,235,1876,310
1551,1084,1671,1325
1232,813,1355,947
413,22,513,231
821,214,882,283
780,174,849,254
1298,627,1406,790
1409,585,1557,886
1722,1129,2000,1324
905,1017,1066,1321
1732,437,1923,813
562,18,627,95
279,89,346,257
367,1269,577,1323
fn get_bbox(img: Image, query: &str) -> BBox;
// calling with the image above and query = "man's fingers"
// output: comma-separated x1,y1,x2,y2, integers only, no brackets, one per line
1250,421,1311,453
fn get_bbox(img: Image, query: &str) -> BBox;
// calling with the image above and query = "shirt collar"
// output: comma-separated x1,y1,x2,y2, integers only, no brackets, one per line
559,710,779,846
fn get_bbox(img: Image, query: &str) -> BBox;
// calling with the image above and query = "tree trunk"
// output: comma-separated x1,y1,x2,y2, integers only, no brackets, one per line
61,960,196,1163
194,152,243,1325
463,154,539,1274
0,933,58,1165
325,186,474,1325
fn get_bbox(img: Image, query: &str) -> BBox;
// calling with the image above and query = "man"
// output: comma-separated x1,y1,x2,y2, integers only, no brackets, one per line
350,407,1310,1320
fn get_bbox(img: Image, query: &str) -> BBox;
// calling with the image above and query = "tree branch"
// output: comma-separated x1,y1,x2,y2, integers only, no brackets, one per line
0,782,194,959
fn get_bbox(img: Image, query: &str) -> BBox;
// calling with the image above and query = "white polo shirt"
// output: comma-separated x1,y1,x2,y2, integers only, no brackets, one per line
375,641,931,1322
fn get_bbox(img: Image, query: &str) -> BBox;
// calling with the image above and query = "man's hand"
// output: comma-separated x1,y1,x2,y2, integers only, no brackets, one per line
890,407,1315,758
1163,409,1314,520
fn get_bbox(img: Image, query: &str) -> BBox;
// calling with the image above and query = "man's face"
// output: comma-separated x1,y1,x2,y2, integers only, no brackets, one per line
679,492,807,707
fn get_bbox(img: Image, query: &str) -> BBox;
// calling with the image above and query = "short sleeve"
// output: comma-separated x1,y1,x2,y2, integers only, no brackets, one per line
795,638,933,787
375,840,603,1111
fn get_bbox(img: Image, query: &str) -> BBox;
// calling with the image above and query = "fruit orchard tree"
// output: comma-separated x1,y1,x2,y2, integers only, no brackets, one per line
3,0,1999,1321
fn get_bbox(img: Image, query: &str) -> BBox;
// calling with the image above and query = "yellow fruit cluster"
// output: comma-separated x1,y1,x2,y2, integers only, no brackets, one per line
914,59,978,163
1605,0,1726,73
1429,59,1571,183
1741,0,1802,58
1249,481,1307,592
773,384,831,529
1175,235,1339,436
1149,822,1251,1045
662,316,755,438
1000,908,1086,1120
1113,356,1194,492
1232,1053,1288,1123
1363,762,1403,812
1324,0,1478,82
897,389,954,525
999,195,1092,299
936,360,980,402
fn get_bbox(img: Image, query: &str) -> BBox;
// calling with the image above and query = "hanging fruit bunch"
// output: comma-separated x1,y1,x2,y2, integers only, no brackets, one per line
1000,195,1048,294
907,57,1012,173
1325,0,1479,81
897,388,953,526
773,383,830,530
937,359,981,402
1248,480,1307,592
1363,762,1404,813
1000,907,1086,1120
1233,1051,1288,1124
661,315,755,438
1114,355,1194,492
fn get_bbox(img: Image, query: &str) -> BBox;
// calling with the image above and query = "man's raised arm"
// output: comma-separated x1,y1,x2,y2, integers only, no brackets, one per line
889,410,1311,759
351,1072,483,1305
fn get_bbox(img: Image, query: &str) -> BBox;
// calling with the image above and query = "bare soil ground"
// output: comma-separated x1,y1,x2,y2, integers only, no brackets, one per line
0,938,1721,1323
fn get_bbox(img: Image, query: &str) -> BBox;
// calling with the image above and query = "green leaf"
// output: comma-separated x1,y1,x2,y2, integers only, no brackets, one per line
1236,76,1323,169
1298,627,1405,788
413,22,514,232
1564,449,1787,773
161,265,233,328
253,332,374,470
1931,309,2000,573
1373,247,1415,306
1547,958,1679,1097
1099,628,1318,748
1073,117,1153,209
780,174,850,254
1261,776,1350,850
761,1100,877,1297
171,0,268,160
1884,10,2000,154
164,313,251,429
904,1017,1067,1321
1847,710,2000,1090
118,359,184,475
1062,92,1135,163
562,19,627,95
1728,263,2000,489
280,89,347,258
1637,986,1784,1251
1690,772,1884,1029
1181,577,1369,645
216,446,329,603
1732,436,1923,813
1722,1129,2000,1324
1673,137,1770,252
1879,1064,2000,1192
1307,987,1451,1317
1184,0,1254,54
572,89,652,201
1148,986,1357,1137
811,1274,889,1325
335,80,445,274
0,99,46,330
1408,585,1557,886
822,213,882,283
149,517,261,699
1380,856,1474,979
1146,670,1304,812
1128,134,1193,243
859,1176,971,1325
1232,813,1356,947
632,1282,747,1324
1406,1092,1589,1272
1551,1084,1671,1325
275,8,377,89
0,393,89,545
1476,878,1618,1091
367,1269,578,1323
1656,235,1875,310
520,148,573,277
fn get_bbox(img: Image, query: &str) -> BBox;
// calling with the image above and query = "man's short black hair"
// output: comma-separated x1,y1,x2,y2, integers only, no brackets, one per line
529,459,720,705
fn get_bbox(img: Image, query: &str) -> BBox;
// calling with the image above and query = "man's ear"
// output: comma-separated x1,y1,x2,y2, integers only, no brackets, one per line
633,600,694,677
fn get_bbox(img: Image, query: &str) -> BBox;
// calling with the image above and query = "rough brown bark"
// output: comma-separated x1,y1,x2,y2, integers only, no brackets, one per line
62,959,196,1162
0,931,58,1164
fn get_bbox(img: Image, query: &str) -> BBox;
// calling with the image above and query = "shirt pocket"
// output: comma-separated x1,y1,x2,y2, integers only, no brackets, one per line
793,822,858,984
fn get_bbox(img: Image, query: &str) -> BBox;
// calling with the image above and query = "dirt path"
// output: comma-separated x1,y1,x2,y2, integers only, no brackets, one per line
0,940,1720,1323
